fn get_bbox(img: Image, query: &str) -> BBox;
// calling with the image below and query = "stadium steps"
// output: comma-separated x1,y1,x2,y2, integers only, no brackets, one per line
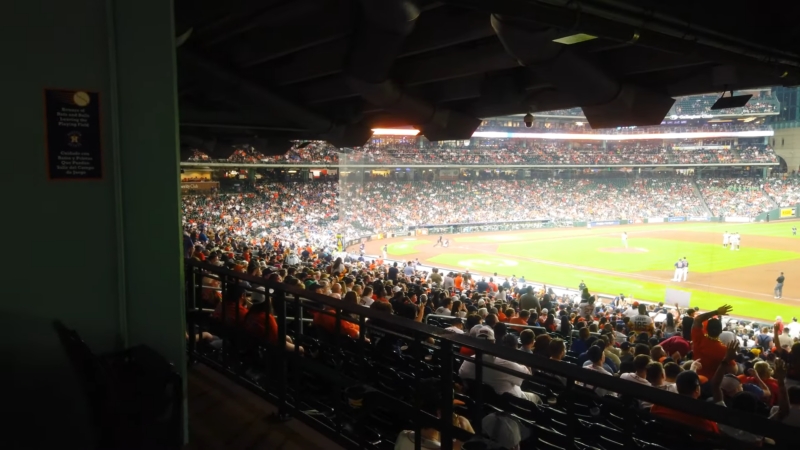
690,179,714,216
762,184,781,209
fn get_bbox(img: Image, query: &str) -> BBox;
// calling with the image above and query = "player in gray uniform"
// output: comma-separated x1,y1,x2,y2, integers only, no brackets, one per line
672,259,683,281
723,231,729,248
681,257,689,281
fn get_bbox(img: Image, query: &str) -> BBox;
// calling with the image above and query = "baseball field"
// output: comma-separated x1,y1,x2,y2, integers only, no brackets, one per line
356,221,800,321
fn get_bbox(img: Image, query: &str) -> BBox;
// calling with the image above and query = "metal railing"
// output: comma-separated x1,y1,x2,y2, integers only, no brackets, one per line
185,259,795,450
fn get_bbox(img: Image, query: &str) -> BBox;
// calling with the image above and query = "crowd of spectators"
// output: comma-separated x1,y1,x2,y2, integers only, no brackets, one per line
523,93,777,118
191,237,800,448
187,139,776,166
696,178,776,217
184,176,782,246
765,176,800,208
338,177,710,232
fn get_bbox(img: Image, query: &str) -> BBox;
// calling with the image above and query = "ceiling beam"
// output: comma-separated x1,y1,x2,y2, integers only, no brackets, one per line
295,39,518,104
261,9,496,86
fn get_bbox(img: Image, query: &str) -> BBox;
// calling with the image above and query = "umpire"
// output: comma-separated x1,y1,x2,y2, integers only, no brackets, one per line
775,272,785,299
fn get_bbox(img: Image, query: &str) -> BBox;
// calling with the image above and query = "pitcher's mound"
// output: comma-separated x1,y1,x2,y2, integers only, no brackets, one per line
599,247,649,253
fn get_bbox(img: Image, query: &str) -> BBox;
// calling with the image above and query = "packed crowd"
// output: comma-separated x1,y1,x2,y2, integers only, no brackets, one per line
183,176,780,246
697,178,776,217
186,137,776,166
192,239,800,448
526,94,777,118
670,93,778,116
765,177,800,208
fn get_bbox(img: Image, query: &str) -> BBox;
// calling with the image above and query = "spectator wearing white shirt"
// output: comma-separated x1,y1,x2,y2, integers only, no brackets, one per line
787,317,800,339
621,355,652,386
582,346,612,397
482,335,542,404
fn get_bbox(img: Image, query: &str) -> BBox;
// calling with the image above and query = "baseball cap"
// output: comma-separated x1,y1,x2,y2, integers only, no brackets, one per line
741,383,765,399
620,342,631,351
633,301,639,307
475,327,495,341
477,299,486,307
393,286,402,293
481,413,531,449
675,371,701,394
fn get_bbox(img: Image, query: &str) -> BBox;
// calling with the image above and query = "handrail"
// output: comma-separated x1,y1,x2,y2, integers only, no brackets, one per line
185,259,795,443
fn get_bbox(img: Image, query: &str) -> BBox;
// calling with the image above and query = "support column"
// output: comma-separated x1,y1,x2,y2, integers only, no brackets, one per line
1,0,184,446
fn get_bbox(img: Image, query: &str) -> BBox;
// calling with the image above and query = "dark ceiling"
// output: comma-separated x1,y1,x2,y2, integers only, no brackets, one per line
175,0,800,156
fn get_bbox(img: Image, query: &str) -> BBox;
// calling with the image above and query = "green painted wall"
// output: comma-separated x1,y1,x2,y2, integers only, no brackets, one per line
0,0,184,447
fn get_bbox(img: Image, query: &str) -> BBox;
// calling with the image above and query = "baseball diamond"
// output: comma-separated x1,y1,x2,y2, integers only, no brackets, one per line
356,221,800,321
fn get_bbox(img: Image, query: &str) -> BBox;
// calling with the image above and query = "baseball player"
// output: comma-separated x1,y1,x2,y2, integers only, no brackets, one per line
433,235,443,248
682,257,689,281
382,244,388,259
730,232,740,251
723,231,729,248
359,242,365,256
793,226,797,236
672,258,683,281
621,232,628,248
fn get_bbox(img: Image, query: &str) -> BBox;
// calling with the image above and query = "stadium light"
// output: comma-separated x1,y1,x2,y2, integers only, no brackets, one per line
371,128,420,136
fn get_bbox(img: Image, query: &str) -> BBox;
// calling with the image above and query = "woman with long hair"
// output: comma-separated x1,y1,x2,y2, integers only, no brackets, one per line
663,312,677,337
544,313,556,332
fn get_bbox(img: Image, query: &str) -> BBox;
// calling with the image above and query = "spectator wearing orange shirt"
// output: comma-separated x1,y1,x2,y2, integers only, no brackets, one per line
212,285,249,326
454,273,464,291
313,306,361,339
510,310,530,332
692,304,736,381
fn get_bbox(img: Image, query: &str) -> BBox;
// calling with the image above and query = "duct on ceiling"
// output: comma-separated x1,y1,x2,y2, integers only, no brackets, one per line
491,14,675,128
345,0,481,141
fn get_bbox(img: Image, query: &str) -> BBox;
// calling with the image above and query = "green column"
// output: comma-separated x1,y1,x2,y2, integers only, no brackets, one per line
0,0,184,446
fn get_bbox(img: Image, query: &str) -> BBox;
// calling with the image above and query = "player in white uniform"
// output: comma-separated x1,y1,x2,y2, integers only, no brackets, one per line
672,259,683,281
681,257,689,281
734,233,741,251
730,232,739,251
621,232,628,248
723,231,729,248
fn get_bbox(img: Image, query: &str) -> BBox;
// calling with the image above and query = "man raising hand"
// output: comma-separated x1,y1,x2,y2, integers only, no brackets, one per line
692,304,736,381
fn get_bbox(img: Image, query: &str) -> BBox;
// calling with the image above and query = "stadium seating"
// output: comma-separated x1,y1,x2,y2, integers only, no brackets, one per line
184,175,786,241
188,139,777,166
696,178,776,217
765,177,800,207
184,259,797,450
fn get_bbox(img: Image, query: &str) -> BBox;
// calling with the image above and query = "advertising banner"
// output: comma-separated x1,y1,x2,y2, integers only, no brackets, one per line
590,220,620,227
725,216,751,223
688,216,710,222
633,218,644,224
668,217,686,222
648,217,665,223
780,208,796,218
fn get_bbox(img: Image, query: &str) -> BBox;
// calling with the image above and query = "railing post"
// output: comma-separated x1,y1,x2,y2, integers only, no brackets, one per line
439,340,454,450
564,377,576,444
358,314,367,382
474,349,483,435
187,262,196,354
273,288,290,419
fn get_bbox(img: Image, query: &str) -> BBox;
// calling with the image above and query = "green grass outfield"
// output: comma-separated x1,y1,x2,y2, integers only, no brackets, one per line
418,222,800,320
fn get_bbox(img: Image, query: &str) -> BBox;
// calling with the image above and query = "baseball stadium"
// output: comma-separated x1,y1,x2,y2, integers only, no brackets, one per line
368,221,800,321
17,2,800,449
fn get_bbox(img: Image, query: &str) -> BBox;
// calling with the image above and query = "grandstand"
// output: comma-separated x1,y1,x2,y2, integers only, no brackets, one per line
177,54,793,450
